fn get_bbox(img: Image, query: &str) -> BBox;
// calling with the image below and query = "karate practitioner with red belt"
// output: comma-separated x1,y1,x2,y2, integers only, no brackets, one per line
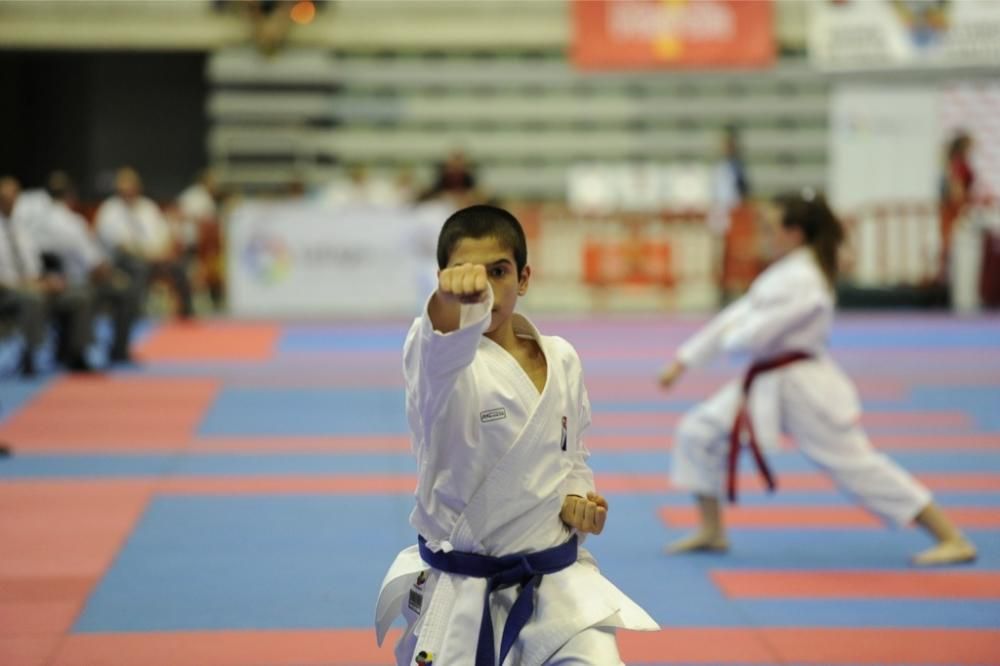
659,192,976,567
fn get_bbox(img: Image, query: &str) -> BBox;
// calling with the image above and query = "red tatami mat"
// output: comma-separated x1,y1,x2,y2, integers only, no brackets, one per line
618,628,1000,664
759,628,1000,665
136,322,280,361
584,433,999,451
190,435,412,453
49,629,399,666
16,626,1000,666
0,481,154,579
585,378,907,401
0,377,219,449
0,481,154,664
0,636,58,666
578,472,998,494
713,570,1000,599
591,410,973,430
714,472,1000,493
660,506,1000,529
157,474,418,495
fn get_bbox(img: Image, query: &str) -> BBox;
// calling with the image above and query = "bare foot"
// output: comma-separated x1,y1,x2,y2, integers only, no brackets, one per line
912,539,977,566
665,531,729,554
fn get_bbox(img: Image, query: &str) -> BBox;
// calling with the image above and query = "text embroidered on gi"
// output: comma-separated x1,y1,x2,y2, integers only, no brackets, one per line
480,408,507,423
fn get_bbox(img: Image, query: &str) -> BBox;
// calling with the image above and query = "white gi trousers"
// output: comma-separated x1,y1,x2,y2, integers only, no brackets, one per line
670,366,932,526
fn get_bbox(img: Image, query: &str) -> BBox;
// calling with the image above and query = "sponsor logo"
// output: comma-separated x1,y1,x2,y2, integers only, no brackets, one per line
242,233,292,285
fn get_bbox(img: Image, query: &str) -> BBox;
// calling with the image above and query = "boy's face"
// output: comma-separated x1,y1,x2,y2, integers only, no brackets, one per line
445,235,529,335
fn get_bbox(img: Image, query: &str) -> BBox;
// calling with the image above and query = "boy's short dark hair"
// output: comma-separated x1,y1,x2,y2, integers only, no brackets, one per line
436,205,528,275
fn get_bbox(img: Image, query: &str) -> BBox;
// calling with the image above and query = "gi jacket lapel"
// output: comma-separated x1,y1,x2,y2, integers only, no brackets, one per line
452,323,562,554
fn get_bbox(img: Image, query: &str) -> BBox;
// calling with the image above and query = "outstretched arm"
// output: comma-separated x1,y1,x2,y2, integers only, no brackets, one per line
403,263,495,440
676,296,752,368
721,289,827,355
658,296,751,391
427,263,489,333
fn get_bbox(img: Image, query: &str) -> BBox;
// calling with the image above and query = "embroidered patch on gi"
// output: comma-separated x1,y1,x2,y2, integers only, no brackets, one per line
561,415,568,451
415,651,433,665
408,570,428,614
480,407,507,423
408,588,423,614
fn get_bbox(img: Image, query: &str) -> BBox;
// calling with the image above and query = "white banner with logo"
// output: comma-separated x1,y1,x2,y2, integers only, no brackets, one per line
828,85,943,286
227,202,445,317
809,0,1000,71
828,85,941,211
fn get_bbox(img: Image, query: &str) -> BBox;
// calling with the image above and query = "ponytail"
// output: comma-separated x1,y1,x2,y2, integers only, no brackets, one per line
779,192,845,287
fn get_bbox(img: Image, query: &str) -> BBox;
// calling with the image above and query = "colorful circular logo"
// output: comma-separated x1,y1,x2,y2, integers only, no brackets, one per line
242,233,292,284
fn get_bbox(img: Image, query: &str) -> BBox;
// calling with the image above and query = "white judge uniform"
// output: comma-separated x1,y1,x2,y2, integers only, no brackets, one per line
670,247,931,525
376,289,657,665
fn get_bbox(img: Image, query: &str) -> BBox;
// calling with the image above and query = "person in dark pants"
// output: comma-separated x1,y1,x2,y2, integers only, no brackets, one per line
1,176,95,375
95,167,193,320
33,172,141,364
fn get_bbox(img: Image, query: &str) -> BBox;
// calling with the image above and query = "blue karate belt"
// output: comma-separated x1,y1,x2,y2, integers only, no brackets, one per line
417,534,578,666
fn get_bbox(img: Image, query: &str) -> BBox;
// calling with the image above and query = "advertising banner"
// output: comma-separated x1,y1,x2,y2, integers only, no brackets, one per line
227,202,443,317
828,85,941,212
810,0,1000,71
571,0,774,70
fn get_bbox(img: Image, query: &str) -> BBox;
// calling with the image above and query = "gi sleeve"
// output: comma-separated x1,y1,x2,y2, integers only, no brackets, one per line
402,286,494,423
721,288,827,355
676,296,752,368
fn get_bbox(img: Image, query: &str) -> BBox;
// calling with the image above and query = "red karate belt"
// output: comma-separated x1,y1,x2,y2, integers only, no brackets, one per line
727,350,813,502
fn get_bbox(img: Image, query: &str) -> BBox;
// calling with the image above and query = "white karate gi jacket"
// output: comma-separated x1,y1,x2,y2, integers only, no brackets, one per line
676,248,862,452
376,290,657,665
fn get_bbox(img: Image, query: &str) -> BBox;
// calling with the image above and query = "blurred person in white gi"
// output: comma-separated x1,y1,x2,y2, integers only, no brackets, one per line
658,191,976,567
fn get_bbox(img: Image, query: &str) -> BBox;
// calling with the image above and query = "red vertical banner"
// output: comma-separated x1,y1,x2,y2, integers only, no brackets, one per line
572,0,775,70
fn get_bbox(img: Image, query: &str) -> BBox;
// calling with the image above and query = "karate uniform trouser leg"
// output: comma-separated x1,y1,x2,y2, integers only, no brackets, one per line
783,389,932,526
670,380,741,496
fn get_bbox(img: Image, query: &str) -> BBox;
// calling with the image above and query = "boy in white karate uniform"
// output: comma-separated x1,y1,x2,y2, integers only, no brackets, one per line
376,205,657,665
659,193,976,567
